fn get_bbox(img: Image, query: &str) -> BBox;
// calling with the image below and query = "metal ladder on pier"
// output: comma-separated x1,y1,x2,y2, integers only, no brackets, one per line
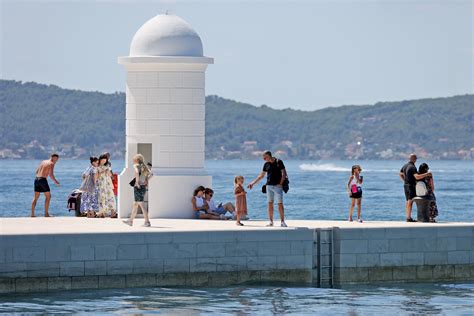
314,228,335,288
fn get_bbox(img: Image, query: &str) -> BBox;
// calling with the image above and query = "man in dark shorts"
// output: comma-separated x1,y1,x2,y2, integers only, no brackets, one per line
248,151,288,227
399,153,431,222
31,154,60,217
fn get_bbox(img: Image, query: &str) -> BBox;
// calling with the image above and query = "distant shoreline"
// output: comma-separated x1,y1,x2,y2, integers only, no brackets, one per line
0,158,472,161
2,80,472,161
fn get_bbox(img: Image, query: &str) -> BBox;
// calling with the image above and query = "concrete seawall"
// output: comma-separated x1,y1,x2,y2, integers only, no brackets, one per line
334,225,473,283
0,218,473,294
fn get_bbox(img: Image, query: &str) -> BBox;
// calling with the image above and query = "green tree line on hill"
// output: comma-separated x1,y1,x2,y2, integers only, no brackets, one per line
0,80,472,160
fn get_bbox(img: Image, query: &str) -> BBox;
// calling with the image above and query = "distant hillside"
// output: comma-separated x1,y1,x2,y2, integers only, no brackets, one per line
0,80,473,160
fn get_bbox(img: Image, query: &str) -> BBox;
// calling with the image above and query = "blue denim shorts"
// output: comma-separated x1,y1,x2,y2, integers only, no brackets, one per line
267,185,283,203
195,210,206,219
213,206,226,215
134,186,147,202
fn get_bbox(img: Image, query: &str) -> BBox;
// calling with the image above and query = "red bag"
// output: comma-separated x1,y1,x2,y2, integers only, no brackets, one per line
351,184,358,194
112,173,118,196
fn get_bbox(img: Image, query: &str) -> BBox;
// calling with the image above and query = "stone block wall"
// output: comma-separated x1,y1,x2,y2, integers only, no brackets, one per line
334,226,474,284
0,228,313,294
1,225,473,294
125,70,206,169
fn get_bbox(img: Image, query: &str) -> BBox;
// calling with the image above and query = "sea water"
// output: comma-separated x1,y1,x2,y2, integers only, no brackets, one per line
0,159,472,222
0,283,473,314
0,160,473,314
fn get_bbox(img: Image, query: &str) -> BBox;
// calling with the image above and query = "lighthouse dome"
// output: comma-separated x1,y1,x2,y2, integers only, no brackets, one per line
129,14,204,57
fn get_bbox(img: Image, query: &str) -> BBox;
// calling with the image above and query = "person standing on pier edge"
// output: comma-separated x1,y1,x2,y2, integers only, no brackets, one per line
96,154,117,218
103,152,118,214
31,153,60,217
417,163,439,223
347,165,364,222
400,153,432,222
80,156,100,218
234,175,247,226
248,151,288,227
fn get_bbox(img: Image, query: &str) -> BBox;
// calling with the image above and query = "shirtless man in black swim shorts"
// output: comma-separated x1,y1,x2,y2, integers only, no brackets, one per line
31,154,60,217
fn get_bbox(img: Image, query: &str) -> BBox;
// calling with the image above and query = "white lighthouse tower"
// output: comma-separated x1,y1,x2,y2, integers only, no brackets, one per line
118,14,213,218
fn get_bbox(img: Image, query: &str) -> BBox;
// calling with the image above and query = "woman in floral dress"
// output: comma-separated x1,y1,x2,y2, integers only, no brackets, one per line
96,154,117,217
80,157,100,217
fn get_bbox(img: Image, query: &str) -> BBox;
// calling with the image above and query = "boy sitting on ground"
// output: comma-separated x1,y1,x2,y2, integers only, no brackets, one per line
204,188,247,220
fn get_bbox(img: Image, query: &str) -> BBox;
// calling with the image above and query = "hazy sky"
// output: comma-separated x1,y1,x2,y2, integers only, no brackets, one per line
1,0,472,110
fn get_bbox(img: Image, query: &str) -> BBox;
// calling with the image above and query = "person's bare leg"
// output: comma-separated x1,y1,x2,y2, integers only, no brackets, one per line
349,199,355,221
139,202,150,224
406,200,413,219
31,192,40,217
278,203,285,222
201,214,221,220
357,199,362,220
268,202,274,224
44,192,51,217
129,203,139,223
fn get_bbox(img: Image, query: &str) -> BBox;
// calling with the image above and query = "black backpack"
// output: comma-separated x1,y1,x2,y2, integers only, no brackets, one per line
261,159,290,194
67,189,82,217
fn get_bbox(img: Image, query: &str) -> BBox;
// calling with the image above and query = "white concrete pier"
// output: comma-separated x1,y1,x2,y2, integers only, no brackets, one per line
0,218,473,294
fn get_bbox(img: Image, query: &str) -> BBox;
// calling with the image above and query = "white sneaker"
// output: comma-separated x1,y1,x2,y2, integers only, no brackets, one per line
143,221,151,227
266,222,274,227
357,218,363,223
123,220,133,226
281,221,288,227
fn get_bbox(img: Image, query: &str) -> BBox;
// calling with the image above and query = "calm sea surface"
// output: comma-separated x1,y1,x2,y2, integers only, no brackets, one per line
0,283,473,315
1,160,473,314
0,159,472,221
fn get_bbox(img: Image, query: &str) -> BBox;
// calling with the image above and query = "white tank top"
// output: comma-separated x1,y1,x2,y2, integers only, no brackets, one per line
351,175,362,188
195,196,205,208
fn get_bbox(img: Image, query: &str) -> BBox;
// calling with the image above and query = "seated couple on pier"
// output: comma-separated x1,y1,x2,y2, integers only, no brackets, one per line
192,186,237,220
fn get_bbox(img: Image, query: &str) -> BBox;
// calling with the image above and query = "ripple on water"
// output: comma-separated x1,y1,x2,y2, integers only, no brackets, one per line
0,284,473,314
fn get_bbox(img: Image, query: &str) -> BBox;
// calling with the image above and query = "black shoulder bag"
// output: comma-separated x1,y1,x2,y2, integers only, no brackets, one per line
129,165,142,187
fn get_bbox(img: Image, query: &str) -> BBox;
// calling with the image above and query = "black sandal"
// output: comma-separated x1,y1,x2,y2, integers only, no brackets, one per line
406,218,417,222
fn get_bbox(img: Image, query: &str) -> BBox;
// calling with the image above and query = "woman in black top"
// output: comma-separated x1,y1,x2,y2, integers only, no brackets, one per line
418,163,438,222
